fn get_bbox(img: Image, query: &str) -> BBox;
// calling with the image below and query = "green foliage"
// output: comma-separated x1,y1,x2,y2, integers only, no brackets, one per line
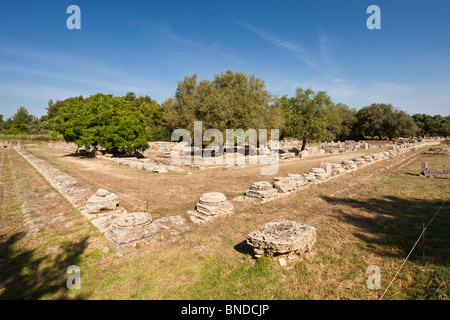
51,93,149,153
412,113,449,137
10,106,35,133
43,96,85,123
163,70,282,141
121,92,168,141
280,87,341,149
333,103,357,140
353,103,417,140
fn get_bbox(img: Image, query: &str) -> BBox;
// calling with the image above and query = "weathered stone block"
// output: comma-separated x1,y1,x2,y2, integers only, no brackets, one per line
352,158,366,166
341,160,357,170
86,189,119,214
188,192,234,224
319,162,332,175
246,181,278,199
196,192,234,216
273,177,297,193
105,212,158,251
299,150,309,158
421,162,450,179
246,219,316,255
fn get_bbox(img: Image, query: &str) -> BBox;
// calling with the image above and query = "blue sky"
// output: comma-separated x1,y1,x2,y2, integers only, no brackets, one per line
0,0,449,119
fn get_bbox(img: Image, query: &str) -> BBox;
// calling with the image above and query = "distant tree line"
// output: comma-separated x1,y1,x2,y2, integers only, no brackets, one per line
1,70,448,153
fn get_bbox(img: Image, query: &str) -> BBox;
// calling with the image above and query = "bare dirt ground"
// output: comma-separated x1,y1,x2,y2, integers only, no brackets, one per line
27,146,388,219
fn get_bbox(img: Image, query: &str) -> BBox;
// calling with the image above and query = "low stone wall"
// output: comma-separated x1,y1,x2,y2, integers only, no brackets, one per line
238,142,430,206
14,146,91,210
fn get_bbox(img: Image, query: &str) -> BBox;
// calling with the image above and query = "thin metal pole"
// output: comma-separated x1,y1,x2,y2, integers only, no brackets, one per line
422,223,425,261
145,199,148,214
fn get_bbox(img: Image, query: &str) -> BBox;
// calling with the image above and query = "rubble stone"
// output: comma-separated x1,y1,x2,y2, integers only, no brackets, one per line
309,167,328,181
362,155,374,162
341,160,357,170
188,192,234,223
319,162,332,175
86,189,119,214
196,192,234,216
421,162,450,179
246,181,278,199
273,177,297,193
286,174,307,188
331,164,346,174
352,158,366,166
247,219,316,255
105,212,158,251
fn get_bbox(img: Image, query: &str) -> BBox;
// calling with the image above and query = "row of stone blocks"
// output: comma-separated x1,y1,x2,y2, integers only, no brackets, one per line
109,157,185,173
186,144,421,224
243,148,421,203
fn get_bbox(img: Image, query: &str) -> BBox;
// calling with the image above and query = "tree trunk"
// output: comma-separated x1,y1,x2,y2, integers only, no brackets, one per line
301,139,307,151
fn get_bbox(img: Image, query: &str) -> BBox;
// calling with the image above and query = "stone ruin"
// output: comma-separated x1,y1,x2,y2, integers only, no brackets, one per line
188,192,234,224
362,155,374,163
85,189,119,214
110,157,180,173
273,177,298,193
105,212,189,254
13,145,190,254
245,181,279,200
246,219,316,262
423,147,448,155
420,162,450,179
352,157,367,166
307,168,326,181
1,141,13,149
341,160,357,170
331,164,345,174
105,212,156,252
318,161,332,175
441,140,450,148
240,143,428,207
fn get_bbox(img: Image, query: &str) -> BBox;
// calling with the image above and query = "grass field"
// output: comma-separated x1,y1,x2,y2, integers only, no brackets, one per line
0,134,64,142
0,146,448,300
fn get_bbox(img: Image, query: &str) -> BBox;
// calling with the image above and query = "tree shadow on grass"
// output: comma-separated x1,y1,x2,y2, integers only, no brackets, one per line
320,195,450,265
0,232,90,300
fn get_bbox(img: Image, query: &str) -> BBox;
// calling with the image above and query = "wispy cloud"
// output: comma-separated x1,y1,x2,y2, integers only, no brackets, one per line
318,32,339,75
132,21,247,67
0,40,177,116
236,21,328,73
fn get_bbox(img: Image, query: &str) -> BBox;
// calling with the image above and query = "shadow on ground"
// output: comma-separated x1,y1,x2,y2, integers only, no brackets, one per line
234,240,254,256
321,195,449,265
0,232,90,299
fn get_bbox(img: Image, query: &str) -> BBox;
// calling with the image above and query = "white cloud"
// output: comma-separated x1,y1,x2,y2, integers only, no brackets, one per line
236,21,329,74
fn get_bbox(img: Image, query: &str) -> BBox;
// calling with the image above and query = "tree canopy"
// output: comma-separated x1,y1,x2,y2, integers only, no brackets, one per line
163,70,282,141
51,93,149,153
281,88,342,150
352,103,417,140
412,113,450,138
